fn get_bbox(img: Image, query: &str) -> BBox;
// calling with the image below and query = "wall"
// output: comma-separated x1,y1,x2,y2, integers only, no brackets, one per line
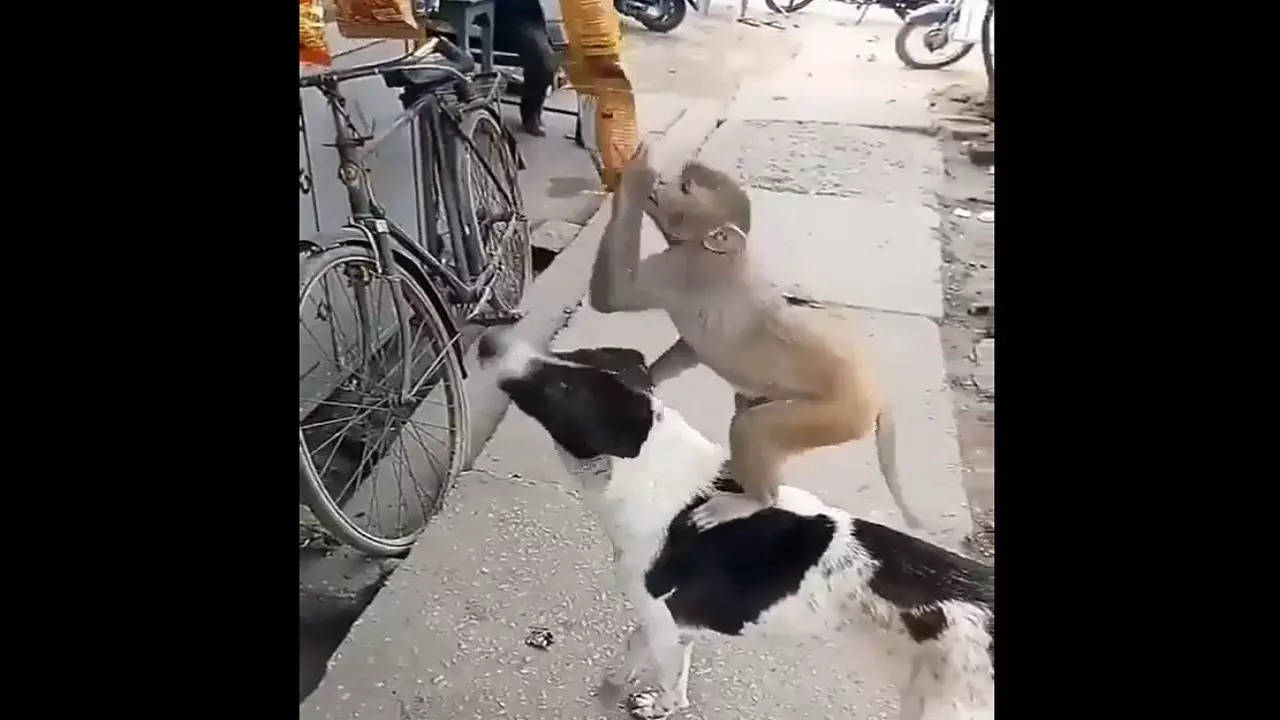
299,28,424,243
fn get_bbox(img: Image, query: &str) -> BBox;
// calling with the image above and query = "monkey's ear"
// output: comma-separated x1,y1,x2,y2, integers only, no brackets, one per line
702,223,745,255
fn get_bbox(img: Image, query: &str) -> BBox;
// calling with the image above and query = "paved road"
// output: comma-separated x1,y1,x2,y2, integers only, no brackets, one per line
303,4,989,717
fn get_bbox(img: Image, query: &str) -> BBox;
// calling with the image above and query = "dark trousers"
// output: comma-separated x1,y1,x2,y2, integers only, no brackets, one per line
503,20,555,121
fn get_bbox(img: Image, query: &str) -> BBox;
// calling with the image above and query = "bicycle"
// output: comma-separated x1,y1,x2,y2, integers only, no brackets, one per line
298,36,530,557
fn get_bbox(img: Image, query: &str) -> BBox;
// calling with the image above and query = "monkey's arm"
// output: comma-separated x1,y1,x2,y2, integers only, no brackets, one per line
589,190,659,312
650,338,700,385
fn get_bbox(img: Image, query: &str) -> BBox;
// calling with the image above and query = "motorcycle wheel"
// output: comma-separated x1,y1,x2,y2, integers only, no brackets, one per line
638,0,688,32
893,15,974,70
764,0,817,13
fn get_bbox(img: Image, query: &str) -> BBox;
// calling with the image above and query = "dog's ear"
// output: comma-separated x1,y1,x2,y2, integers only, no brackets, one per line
553,347,653,393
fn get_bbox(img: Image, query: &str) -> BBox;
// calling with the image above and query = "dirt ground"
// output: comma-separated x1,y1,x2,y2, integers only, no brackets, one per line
930,83,995,560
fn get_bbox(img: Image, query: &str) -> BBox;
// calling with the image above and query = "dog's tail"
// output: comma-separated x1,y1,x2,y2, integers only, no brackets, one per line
875,406,924,529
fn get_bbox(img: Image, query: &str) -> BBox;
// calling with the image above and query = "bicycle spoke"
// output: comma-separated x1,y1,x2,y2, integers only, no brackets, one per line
403,415,449,498
313,429,347,486
404,415,447,450
307,397,391,477
367,437,382,536
300,402,383,431
335,408,399,510
300,317,346,375
400,424,442,513
303,397,392,413
389,441,409,534
304,401,389,458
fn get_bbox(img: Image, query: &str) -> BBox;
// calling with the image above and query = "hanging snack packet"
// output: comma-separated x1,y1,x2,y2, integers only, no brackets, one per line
334,0,422,40
560,1,637,191
300,0,331,67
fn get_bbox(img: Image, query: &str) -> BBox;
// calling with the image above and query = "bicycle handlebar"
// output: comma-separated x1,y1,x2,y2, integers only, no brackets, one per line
432,35,475,75
299,35,475,89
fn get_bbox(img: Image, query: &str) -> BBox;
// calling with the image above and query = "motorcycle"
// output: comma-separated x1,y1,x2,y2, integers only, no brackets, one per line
615,0,697,33
763,0,931,22
893,0,989,70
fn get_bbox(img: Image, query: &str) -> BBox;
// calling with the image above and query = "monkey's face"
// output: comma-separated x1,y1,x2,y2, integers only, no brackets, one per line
644,162,751,249
644,180,720,246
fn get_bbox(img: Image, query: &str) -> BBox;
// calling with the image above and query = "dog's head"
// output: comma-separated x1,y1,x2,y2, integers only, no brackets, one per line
478,331,658,465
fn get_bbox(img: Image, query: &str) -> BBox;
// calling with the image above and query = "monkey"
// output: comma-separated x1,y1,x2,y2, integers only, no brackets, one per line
589,144,920,530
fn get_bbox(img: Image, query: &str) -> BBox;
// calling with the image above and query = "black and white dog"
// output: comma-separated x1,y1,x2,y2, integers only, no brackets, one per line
478,333,994,720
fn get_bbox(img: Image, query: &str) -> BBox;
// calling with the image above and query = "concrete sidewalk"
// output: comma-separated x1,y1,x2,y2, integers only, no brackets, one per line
304,8,981,719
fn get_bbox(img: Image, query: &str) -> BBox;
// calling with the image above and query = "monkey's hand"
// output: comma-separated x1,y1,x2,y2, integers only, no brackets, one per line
690,494,772,530
619,143,657,200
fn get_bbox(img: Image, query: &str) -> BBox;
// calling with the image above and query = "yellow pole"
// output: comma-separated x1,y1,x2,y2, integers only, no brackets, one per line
559,1,639,191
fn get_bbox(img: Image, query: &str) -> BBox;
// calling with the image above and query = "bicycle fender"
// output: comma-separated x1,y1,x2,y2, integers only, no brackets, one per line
300,225,469,378
386,246,468,378
905,3,953,23
303,225,380,263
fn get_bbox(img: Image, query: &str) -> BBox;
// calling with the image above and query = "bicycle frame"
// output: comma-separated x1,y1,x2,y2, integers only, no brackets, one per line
316,73,517,311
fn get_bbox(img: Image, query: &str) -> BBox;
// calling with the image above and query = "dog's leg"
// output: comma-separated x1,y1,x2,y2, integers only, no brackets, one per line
626,601,689,719
626,637,690,718
674,640,694,708
897,655,927,720
608,626,651,687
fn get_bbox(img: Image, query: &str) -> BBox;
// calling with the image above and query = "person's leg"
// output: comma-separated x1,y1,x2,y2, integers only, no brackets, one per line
512,21,556,137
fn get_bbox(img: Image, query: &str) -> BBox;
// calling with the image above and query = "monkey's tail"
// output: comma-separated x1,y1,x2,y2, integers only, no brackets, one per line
875,406,924,529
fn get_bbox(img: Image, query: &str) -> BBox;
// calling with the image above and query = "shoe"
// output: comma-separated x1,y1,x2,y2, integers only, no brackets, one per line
522,116,546,137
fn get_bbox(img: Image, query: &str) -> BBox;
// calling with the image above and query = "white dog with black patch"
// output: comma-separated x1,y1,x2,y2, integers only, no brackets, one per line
478,333,994,720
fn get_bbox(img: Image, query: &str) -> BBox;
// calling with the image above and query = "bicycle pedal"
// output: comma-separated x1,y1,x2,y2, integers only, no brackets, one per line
471,310,526,327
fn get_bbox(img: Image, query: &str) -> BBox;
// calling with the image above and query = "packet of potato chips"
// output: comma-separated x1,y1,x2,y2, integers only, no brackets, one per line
560,1,638,191
299,0,331,67
577,69,638,191
334,0,422,40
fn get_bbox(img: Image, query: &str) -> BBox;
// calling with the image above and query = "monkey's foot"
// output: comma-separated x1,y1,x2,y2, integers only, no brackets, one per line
691,494,771,530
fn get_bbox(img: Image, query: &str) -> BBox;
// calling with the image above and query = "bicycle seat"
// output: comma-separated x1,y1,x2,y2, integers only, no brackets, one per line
383,66,460,91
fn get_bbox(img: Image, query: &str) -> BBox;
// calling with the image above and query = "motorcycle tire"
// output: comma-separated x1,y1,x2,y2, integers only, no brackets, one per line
638,0,688,32
764,0,817,13
894,15,974,70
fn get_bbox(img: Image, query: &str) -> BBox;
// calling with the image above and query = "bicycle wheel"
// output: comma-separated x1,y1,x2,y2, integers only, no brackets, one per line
299,244,470,557
457,107,531,318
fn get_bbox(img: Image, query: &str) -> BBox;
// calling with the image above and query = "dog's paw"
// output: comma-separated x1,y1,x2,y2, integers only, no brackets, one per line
690,494,768,530
626,690,677,719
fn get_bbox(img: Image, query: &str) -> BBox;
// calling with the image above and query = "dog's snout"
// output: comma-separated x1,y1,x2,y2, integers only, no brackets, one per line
477,330,504,364
479,331,540,380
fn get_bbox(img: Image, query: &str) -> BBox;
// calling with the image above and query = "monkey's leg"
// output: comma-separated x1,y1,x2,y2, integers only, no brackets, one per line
650,338,700,386
693,397,871,530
